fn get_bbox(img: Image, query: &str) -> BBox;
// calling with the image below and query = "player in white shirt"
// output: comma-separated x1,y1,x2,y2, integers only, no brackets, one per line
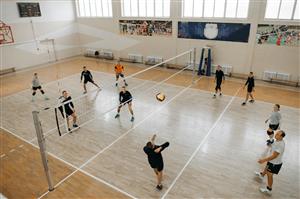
255,130,286,195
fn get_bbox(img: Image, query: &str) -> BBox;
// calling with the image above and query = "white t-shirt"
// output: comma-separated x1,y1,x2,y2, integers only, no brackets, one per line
269,112,281,125
270,140,285,165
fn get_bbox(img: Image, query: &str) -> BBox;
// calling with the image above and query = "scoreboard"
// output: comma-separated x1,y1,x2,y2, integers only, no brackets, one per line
17,2,41,17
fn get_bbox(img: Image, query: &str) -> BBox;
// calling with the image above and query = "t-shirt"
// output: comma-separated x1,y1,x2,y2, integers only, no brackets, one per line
143,142,169,167
215,70,225,82
270,140,285,165
115,64,124,74
269,112,282,125
58,96,74,116
32,77,41,87
81,70,93,81
119,91,132,103
245,77,255,88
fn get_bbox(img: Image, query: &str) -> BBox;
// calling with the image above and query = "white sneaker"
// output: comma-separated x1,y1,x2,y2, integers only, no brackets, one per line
255,171,264,180
260,187,272,195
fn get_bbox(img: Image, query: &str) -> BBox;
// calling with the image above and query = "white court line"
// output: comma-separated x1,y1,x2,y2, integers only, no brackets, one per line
161,87,242,199
0,126,137,199
9,149,16,153
38,78,202,199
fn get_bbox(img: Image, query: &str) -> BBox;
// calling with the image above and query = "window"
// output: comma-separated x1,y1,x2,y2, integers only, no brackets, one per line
121,0,170,17
182,0,249,18
265,0,299,20
76,0,113,17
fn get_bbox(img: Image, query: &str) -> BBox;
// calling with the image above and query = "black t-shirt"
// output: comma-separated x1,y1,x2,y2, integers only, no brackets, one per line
245,77,255,88
58,96,74,116
81,70,93,81
143,142,169,167
215,70,224,82
119,91,132,103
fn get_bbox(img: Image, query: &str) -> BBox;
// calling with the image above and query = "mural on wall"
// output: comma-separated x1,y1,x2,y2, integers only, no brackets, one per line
256,24,300,47
178,22,251,43
119,20,172,36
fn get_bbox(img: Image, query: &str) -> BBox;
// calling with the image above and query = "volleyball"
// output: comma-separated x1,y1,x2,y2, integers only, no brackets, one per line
156,92,166,102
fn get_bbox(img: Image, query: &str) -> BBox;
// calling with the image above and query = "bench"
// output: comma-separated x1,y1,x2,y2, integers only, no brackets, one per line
269,78,299,87
0,67,15,75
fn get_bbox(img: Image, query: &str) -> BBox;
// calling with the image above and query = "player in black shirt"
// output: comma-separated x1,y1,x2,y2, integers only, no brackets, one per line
213,65,225,98
58,90,78,131
115,86,134,122
80,66,100,94
143,134,169,190
242,72,255,106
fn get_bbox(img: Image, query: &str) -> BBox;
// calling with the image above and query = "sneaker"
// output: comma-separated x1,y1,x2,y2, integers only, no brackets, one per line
213,94,216,98
219,93,222,96
255,171,264,180
242,102,246,106
115,114,120,118
115,83,118,87
68,128,71,132
131,116,135,122
73,124,79,128
156,184,163,190
249,99,255,103
125,82,128,86
83,91,87,94
260,187,272,195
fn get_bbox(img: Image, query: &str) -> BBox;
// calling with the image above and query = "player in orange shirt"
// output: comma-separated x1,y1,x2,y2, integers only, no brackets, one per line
115,60,128,87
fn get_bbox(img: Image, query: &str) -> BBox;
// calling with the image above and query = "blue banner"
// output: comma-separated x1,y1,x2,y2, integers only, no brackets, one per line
178,22,250,43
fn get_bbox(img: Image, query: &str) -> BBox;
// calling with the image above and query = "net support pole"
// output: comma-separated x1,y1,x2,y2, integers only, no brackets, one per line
32,111,54,191
192,48,196,83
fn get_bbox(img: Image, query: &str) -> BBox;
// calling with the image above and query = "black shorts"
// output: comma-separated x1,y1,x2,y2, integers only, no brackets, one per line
84,78,94,84
215,81,222,90
151,163,164,172
120,99,132,105
65,109,74,117
116,73,124,78
269,124,279,130
247,86,253,93
32,86,42,90
266,162,282,174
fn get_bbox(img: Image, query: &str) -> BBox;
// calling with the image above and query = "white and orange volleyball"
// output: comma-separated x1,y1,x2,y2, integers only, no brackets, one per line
156,92,166,102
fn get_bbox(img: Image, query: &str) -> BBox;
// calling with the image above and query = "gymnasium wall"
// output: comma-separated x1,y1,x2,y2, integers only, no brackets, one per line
1,0,81,70
76,0,299,81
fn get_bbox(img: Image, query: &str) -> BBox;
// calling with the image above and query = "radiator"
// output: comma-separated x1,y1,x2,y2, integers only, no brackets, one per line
276,72,290,81
263,71,277,80
128,54,143,63
145,56,163,65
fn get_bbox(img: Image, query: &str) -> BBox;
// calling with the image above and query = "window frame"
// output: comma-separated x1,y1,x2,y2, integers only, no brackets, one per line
264,0,300,21
75,0,113,18
121,0,171,18
181,0,250,19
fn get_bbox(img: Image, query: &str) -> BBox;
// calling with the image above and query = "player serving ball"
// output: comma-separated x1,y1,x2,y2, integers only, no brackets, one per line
80,66,100,94
115,60,128,87
143,134,169,190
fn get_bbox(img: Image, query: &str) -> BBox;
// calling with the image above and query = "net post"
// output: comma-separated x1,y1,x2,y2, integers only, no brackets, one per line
192,48,196,83
32,111,54,191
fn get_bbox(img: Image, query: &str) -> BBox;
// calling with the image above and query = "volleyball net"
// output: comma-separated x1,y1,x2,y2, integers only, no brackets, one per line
32,48,197,191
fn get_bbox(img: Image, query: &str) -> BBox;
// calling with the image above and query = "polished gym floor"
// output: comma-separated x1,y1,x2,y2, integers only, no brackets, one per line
1,57,299,199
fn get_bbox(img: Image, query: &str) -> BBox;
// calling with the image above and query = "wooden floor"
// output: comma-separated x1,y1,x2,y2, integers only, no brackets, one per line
0,57,299,199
